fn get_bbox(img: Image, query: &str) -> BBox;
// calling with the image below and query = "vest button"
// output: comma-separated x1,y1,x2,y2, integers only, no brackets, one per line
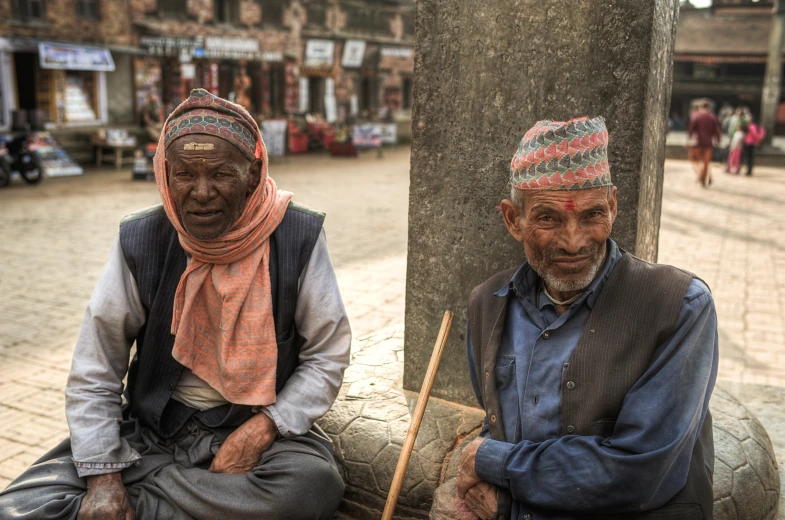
485,371,490,380
566,425,575,434
523,514,532,520
542,331,550,339
490,414,497,423
169,383,175,391
566,381,575,390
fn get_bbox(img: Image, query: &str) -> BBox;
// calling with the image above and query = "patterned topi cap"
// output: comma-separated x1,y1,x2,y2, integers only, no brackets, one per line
510,116,612,190
164,88,259,161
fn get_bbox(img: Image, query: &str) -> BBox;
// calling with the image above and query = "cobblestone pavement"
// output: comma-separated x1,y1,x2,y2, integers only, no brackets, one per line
2,152,785,509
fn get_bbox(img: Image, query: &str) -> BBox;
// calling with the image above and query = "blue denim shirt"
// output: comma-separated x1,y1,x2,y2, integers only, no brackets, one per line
467,240,718,519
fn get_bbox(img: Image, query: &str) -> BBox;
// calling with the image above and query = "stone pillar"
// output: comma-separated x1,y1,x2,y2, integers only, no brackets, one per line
761,0,785,145
404,0,680,405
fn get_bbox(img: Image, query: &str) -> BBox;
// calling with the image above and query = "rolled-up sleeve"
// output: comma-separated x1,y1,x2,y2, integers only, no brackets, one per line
65,235,146,477
474,279,718,512
262,230,351,437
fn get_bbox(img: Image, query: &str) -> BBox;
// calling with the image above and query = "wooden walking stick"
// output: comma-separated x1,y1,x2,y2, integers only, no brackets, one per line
381,310,454,520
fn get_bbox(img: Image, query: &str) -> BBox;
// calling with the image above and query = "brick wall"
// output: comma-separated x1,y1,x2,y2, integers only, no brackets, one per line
0,0,134,46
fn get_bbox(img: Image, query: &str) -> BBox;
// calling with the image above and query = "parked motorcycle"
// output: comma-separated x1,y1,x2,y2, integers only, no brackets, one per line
0,137,11,188
0,133,44,185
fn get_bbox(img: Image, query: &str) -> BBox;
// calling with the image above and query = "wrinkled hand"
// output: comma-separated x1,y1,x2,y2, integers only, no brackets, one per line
464,481,498,520
78,473,134,520
209,412,278,474
456,437,485,498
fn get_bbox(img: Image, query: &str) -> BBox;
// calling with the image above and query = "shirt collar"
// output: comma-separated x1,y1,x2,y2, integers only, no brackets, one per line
493,239,622,310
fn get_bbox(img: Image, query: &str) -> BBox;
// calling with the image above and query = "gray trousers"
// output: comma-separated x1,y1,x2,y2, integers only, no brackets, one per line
0,419,344,520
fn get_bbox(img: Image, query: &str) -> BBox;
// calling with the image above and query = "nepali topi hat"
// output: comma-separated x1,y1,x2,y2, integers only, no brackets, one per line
163,88,261,161
510,116,612,191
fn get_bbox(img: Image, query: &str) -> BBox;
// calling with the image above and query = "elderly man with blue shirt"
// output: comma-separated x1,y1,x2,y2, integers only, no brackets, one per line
448,117,718,520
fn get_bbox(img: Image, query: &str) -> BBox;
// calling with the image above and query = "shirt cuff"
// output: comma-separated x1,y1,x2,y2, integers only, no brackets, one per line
72,452,142,478
475,439,513,488
254,405,293,437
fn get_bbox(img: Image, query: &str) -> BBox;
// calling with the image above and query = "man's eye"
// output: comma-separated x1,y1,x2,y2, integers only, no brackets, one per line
538,215,554,222
586,211,603,219
215,172,231,178
175,171,192,178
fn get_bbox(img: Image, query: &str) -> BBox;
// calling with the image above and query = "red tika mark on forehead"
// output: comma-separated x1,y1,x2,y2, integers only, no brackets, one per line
565,199,576,211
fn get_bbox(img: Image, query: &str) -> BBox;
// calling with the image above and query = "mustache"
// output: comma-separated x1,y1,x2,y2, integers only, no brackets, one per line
542,244,600,261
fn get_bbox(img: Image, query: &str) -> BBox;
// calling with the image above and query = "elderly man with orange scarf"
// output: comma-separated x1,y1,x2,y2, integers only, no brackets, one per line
0,89,351,520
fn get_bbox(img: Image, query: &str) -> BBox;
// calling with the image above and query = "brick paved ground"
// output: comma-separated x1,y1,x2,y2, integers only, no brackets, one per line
2,152,785,511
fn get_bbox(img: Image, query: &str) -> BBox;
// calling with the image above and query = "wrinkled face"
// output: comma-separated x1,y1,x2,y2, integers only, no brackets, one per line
165,134,261,240
501,187,618,293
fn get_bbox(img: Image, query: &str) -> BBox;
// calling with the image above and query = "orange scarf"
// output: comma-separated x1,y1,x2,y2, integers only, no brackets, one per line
153,95,292,405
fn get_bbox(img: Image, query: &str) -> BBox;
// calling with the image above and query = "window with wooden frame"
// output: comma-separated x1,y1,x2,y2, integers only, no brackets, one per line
214,0,238,24
12,0,46,21
158,0,187,19
304,0,325,28
76,0,99,19
258,0,283,26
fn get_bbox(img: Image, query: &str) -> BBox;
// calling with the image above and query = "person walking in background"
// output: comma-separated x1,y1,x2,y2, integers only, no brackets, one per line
742,116,766,177
727,118,746,174
724,107,743,173
687,100,722,187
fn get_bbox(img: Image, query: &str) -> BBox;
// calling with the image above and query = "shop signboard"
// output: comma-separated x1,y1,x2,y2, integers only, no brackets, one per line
38,42,115,72
304,40,335,67
140,36,202,58
261,51,284,63
204,37,261,60
352,124,382,148
342,40,366,68
381,124,397,145
380,47,413,59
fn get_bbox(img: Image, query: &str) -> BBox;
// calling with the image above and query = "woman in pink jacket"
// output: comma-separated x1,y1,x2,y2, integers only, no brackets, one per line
742,117,766,176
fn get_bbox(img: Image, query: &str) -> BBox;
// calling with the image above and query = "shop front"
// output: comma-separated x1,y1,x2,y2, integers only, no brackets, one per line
137,35,289,120
4,40,113,129
300,39,335,118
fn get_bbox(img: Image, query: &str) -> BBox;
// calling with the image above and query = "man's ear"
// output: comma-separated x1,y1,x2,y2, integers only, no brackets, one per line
248,158,263,194
608,186,618,224
499,199,525,242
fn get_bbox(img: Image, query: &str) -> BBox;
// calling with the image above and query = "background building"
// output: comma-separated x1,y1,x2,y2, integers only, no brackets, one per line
672,0,785,131
0,0,414,156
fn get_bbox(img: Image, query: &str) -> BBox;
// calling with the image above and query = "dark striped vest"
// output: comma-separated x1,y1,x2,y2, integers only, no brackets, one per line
119,201,324,438
468,253,714,520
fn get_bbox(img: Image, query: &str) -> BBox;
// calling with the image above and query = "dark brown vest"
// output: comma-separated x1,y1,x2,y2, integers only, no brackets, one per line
468,253,714,520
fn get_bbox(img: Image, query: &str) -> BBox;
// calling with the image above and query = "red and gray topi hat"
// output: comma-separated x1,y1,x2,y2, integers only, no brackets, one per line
510,116,612,191
163,88,260,161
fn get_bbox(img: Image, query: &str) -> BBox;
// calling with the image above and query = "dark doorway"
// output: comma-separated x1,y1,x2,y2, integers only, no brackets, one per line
308,76,324,115
360,76,377,117
14,52,37,111
269,64,285,117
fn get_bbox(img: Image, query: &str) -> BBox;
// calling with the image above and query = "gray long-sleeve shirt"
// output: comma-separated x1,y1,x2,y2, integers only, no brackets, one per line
65,229,351,477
